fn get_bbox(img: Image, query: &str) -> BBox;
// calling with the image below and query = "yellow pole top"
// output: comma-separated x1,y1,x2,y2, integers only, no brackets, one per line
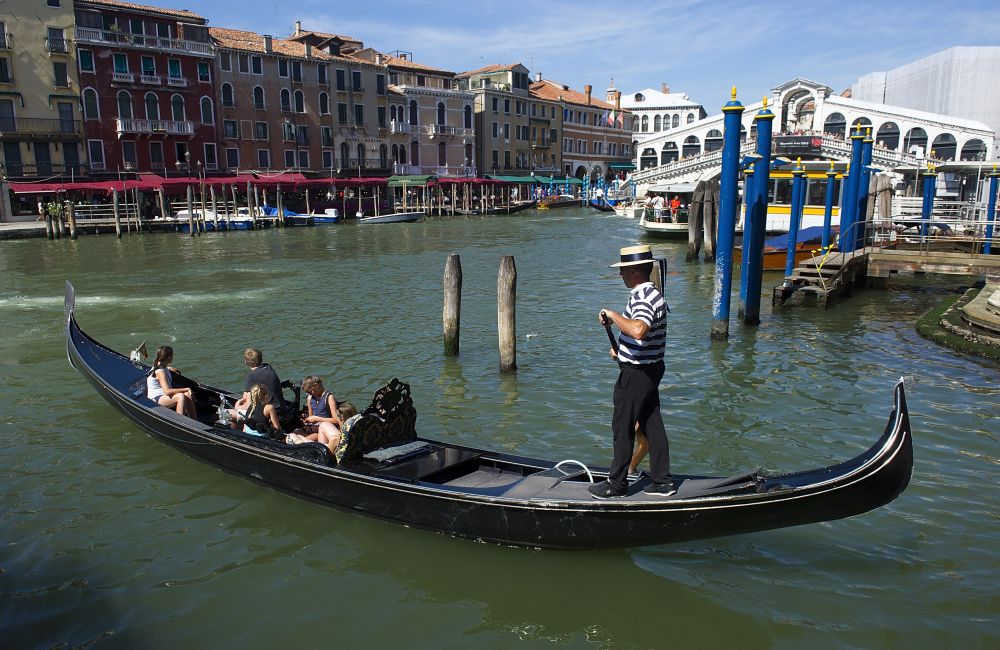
866,127,872,136
762,96,768,108
796,156,802,166
829,160,836,170
731,86,737,100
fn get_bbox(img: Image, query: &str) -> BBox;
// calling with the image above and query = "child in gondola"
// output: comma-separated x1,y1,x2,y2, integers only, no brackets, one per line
297,376,338,435
235,383,283,438
288,401,358,455
146,345,197,419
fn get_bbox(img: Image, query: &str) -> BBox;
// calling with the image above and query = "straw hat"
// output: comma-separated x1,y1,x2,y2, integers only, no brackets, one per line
610,244,654,268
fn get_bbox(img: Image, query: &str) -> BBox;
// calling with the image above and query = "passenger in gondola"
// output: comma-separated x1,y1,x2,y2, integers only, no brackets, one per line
230,348,284,421
287,401,357,455
234,383,283,438
146,345,197,419
298,375,338,435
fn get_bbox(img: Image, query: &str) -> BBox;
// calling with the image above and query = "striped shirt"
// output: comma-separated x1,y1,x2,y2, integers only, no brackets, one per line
618,282,667,365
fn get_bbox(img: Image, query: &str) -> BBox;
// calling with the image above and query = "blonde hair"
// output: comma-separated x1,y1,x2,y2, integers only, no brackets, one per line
244,348,262,366
302,375,323,392
249,383,270,408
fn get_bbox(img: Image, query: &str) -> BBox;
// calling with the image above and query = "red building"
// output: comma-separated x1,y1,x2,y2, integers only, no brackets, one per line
74,0,217,176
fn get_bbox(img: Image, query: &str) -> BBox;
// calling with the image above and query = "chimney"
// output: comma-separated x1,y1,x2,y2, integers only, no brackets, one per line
584,84,592,105
661,82,670,94
263,35,273,54
304,43,312,59
535,72,542,82
615,90,621,110
295,21,302,36
375,52,384,65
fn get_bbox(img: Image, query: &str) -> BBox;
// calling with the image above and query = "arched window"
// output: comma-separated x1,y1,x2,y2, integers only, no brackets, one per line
960,138,987,161
682,135,700,157
409,100,418,126
294,89,304,113
903,127,928,156
319,92,329,115
437,102,446,125
399,143,407,164
653,115,661,131
464,105,472,129
875,122,900,150
824,112,846,138
200,96,214,124
171,94,185,121
390,105,398,122
661,142,678,165
380,144,388,168
144,92,159,120
671,114,679,128
356,143,365,165
704,129,723,152
340,142,349,167
280,89,291,112
117,90,133,120
931,132,957,160
83,88,100,120
221,83,234,108
640,147,657,170
640,115,648,132
253,86,265,110
391,143,399,163
662,114,670,131
686,113,695,124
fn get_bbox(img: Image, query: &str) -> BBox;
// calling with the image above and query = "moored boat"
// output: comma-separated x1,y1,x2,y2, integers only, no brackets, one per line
65,282,913,550
311,208,340,224
734,226,828,270
639,213,689,238
358,211,423,224
538,194,582,210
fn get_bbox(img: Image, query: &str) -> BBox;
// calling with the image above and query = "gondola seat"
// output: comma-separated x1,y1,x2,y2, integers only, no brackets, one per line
213,425,335,465
334,378,417,463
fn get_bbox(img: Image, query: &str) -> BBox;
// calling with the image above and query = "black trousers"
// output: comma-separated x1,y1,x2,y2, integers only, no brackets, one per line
608,361,670,489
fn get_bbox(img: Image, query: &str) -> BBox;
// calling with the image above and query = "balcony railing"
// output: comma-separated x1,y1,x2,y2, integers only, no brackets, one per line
0,33,11,50
112,71,134,83
389,121,410,134
75,27,214,57
115,118,195,136
166,76,187,87
140,74,161,85
341,159,388,170
46,37,69,53
0,117,81,136
0,162,98,177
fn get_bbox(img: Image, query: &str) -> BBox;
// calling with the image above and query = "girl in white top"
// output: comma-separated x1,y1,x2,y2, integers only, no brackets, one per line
146,345,197,418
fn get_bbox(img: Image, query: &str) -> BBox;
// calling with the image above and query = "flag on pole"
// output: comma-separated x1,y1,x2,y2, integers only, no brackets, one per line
601,109,608,125
607,109,615,127
616,111,625,128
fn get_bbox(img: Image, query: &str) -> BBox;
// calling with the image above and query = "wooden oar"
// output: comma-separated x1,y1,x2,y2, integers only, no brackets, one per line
600,311,619,355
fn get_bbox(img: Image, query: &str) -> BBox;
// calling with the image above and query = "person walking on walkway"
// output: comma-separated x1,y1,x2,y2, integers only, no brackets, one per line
589,244,675,499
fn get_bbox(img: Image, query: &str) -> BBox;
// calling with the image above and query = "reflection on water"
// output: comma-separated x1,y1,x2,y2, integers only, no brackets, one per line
1,211,997,647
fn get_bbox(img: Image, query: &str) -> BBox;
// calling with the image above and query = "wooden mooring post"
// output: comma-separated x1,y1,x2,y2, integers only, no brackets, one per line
443,254,462,355
44,210,54,239
65,200,77,240
186,186,195,236
112,189,122,238
498,255,517,371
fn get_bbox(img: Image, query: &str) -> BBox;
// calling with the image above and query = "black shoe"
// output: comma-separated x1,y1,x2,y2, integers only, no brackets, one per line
589,480,627,499
643,481,677,497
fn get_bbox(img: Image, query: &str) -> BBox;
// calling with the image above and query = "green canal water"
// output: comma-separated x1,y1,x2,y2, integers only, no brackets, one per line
1,210,997,648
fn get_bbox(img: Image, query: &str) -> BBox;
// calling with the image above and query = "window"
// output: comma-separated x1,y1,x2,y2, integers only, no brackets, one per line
504,150,510,169
464,105,472,129
294,90,304,113
197,62,210,83
340,142,349,166
144,92,159,120
438,141,446,166
88,140,105,169
351,70,362,90
204,143,217,170
78,49,94,73
48,0,61,7
253,86,265,110
437,103,445,125
491,149,498,169
296,125,308,146
223,119,238,138
337,103,347,124
322,150,333,168
167,59,181,79
83,88,99,119
408,100,417,126
492,122,498,138
291,61,302,83
416,75,425,87
321,126,333,146
220,52,231,71
280,89,291,112
354,103,364,125
376,74,385,95
121,140,137,168
297,150,309,168
278,59,288,78
157,23,170,39
284,150,295,168
251,56,262,74
492,97,498,112
149,141,164,169
226,147,239,169
238,54,249,74
409,141,418,166
0,58,9,83
317,64,328,85
377,105,386,128
171,94,185,121
504,99,510,114
141,56,155,76
254,121,268,140
319,92,329,115
221,83,234,107
257,149,270,168
336,69,346,90
113,53,128,74
503,123,509,140
117,91,132,119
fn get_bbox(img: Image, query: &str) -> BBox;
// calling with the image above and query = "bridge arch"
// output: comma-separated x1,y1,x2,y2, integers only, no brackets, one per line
876,121,900,150
960,138,988,161
903,127,928,156
931,132,957,160
824,112,846,138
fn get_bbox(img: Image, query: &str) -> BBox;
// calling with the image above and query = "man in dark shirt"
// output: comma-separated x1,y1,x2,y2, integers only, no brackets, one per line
231,348,284,417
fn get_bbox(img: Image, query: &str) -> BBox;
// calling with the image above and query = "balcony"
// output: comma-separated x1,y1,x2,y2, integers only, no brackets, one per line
112,71,134,84
74,27,215,58
389,120,410,134
0,33,11,50
140,74,161,85
166,76,188,88
0,117,81,137
115,118,195,136
46,37,69,54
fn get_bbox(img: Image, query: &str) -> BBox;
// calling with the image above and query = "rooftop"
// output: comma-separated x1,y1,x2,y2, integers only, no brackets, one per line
76,0,205,22
457,63,525,77
210,27,343,61
530,79,622,111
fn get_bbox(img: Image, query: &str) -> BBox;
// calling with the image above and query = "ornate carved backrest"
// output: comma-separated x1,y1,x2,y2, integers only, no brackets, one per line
334,378,418,463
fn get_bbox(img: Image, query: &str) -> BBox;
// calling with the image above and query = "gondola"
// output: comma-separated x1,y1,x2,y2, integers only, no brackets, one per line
588,199,616,213
65,282,912,550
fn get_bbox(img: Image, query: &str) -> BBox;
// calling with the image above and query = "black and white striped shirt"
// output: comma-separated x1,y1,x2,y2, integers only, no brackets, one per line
618,282,666,365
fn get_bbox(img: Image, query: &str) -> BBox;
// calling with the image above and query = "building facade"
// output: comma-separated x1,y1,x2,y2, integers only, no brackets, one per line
355,50,474,176
457,64,534,176
619,82,706,142
74,0,217,176
852,46,1000,160
1,0,83,179
530,77,634,181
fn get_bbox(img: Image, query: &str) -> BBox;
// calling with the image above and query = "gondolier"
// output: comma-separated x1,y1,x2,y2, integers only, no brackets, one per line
590,244,675,499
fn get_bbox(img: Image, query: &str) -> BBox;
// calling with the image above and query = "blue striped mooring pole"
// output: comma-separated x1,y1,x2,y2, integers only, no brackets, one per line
856,128,875,249
784,159,806,278
822,161,837,250
986,166,998,255
920,166,938,240
711,87,745,341
739,166,755,306
839,127,865,252
740,97,775,326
